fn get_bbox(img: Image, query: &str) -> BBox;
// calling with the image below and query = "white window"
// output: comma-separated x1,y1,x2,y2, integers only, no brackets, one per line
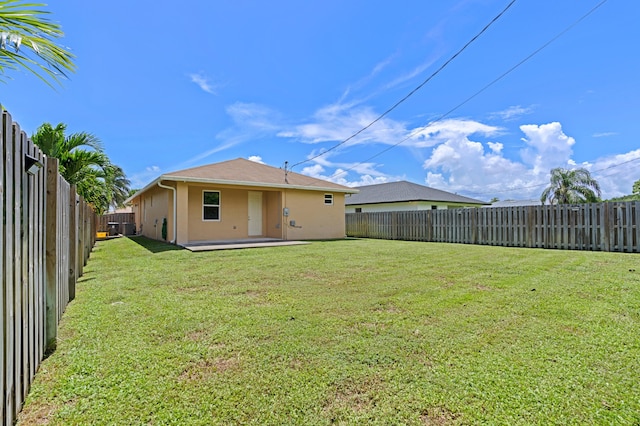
203,191,221,221
324,193,333,205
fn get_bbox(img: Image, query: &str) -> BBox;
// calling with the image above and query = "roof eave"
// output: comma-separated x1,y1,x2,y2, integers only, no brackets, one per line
346,199,489,206
126,175,358,204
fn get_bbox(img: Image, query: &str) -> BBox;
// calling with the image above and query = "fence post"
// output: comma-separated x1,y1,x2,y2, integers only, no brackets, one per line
0,109,4,425
45,157,59,352
13,123,25,412
2,108,15,424
68,185,77,301
77,199,84,277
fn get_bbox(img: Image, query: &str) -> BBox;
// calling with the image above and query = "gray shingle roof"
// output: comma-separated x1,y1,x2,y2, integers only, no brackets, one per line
489,199,543,207
345,181,488,206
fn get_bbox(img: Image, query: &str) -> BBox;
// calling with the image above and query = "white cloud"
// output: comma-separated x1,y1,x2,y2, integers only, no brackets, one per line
130,165,162,188
279,104,408,147
592,132,618,138
591,149,640,198
226,102,281,131
519,122,575,175
410,119,501,148
248,155,265,164
421,121,581,200
490,105,534,121
181,103,282,168
488,142,503,153
300,163,393,188
189,72,218,94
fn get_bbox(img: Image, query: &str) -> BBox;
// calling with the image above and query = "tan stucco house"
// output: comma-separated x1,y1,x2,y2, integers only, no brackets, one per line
125,158,358,245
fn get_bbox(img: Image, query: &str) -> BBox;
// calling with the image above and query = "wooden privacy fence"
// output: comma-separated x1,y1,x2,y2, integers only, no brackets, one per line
346,202,640,253
2,109,96,425
96,212,136,236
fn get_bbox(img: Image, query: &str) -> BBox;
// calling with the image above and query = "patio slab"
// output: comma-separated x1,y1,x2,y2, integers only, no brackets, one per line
182,239,310,252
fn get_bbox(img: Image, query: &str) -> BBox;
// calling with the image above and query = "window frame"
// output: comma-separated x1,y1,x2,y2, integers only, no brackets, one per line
203,190,221,221
324,193,334,206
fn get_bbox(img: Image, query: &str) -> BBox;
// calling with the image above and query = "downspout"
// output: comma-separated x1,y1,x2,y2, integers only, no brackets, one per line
157,180,177,244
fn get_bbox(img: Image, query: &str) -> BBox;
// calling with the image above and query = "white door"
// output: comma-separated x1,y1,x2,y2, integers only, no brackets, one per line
248,191,263,236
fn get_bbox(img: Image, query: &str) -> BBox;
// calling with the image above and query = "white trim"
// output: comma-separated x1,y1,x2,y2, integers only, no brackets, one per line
202,190,221,221
324,193,334,205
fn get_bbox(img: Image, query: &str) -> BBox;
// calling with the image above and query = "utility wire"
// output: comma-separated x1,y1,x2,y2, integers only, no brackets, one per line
329,0,610,182
289,0,518,169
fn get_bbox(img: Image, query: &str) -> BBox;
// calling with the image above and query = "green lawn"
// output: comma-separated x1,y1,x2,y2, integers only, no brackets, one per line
18,237,640,425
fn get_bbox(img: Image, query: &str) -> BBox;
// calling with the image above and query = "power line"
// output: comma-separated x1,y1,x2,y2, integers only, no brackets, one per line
289,0,518,169
328,0,610,182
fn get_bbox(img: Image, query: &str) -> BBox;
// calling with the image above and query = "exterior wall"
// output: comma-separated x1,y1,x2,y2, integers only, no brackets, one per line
345,201,483,213
182,183,283,243
283,190,346,240
265,191,282,238
132,181,349,244
136,185,171,240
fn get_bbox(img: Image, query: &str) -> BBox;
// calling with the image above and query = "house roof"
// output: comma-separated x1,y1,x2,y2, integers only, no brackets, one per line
488,199,543,207
127,158,357,203
345,181,488,206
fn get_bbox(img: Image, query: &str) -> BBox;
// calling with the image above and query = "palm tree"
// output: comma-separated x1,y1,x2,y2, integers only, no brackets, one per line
103,163,131,210
540,167,601,204
32,122,105,183
0,0,75,86
32,122,130,214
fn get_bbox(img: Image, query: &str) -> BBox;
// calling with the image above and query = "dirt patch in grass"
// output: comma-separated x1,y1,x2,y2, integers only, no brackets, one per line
17,404,55,425
474,284,492,291
373,302,404,314
420,406,462,425
323,375,384,416
18,397,78,426
179,356,240,380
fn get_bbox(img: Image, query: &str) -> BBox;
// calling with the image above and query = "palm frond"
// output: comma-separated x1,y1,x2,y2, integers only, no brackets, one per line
0,0,75,86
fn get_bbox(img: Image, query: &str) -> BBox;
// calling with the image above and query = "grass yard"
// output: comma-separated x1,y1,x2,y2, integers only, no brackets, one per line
18,237,640,425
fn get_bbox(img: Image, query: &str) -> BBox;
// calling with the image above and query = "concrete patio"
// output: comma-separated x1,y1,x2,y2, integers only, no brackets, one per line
182,238,311,252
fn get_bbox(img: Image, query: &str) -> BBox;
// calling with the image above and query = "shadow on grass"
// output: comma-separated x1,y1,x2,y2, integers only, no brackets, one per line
126,236,184,253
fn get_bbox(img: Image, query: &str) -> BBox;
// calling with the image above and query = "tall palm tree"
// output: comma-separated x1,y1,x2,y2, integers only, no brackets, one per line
103,163,131,210
32,122,105,183
540,167,601,204
0,0,75,86
32,122,130,214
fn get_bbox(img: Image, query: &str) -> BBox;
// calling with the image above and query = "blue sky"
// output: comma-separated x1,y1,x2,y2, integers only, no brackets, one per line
2,0,639,201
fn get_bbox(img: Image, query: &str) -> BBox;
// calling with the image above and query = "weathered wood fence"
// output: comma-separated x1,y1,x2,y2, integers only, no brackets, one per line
96,212,136,235
2,109,96,425
346,202,640,253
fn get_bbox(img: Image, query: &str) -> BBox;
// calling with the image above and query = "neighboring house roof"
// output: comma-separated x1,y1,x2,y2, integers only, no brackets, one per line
127,158,357,203
489,199,543,207
345,181,489,206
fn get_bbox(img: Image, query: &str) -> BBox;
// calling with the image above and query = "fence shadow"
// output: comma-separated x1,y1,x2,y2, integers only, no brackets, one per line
127,236,184,253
